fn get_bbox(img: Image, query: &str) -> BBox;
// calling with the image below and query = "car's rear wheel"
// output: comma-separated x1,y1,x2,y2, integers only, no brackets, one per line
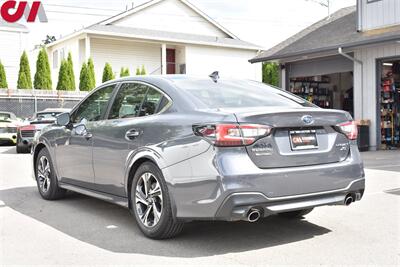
278,208,314,219
35,148,66,200
131,162,184,239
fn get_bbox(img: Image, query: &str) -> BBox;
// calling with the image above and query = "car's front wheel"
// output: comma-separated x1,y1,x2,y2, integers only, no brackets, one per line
131,162,184,239
35,147,66,200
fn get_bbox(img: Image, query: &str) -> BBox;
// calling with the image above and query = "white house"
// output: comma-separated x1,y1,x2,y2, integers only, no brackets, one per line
0,20,29,89
46,0,262,89
251,0,400,151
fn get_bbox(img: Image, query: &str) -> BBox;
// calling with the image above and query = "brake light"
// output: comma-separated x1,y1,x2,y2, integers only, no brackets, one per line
337,121,358,140
193,123,272,146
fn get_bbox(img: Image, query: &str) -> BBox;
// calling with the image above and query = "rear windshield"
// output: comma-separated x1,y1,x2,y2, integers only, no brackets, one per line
35,112,60,120
0,113,11,120
174,79,315,109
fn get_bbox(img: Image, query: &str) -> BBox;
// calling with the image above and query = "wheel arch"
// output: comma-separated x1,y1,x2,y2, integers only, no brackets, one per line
33,143,48,174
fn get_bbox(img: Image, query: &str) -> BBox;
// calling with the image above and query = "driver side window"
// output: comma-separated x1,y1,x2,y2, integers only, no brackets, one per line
72,85,115,123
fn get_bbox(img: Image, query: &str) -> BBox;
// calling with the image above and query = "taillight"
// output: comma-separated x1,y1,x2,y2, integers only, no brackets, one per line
193,123,272,147
337,121,358,140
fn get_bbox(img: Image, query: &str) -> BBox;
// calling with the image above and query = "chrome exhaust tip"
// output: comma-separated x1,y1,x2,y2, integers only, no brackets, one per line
344,194,354,206
247,209,261,223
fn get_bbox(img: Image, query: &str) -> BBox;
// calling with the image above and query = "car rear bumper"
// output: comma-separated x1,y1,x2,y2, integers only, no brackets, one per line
215,178,364,221
162,144,365,221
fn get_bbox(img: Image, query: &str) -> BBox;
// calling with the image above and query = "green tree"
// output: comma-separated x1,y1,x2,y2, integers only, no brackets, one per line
17,51,32,89
140,65,146,75
120,67,130,77
0,61,8,88
102,63,115,83
262,62,279,86
34,48,52,90
135,67,141,75
56,60,71,91
79,63,91,91
87,58,95,90
67,52,76,90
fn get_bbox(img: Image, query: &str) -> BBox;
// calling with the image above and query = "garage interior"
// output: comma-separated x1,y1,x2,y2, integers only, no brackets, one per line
289,72,354,116
379,60,400,150
286,56,354,117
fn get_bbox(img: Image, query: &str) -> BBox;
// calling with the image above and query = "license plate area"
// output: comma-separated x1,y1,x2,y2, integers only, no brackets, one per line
289,129,318,151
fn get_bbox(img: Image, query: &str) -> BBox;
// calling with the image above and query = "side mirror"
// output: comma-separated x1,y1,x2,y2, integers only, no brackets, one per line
56,112,70,126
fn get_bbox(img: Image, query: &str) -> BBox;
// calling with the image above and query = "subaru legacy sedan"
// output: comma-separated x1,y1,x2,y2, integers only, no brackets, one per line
32,75,365,239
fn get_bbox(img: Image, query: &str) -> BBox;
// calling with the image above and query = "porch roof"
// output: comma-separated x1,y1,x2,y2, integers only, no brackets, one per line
47,24,262,51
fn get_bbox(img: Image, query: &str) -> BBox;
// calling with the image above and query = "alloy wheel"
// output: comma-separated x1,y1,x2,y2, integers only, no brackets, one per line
135,172,163,228
37,156,51,193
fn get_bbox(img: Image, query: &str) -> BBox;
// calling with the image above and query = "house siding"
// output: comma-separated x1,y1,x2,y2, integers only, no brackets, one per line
48,35,83,90
113,0,229,38
360,0,400,31
353,42,400,150
0,30,28,89
185,45,261,81
91,38,162,85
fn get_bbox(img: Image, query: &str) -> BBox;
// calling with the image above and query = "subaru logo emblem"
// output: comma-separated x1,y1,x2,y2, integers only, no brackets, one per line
302,115,314,125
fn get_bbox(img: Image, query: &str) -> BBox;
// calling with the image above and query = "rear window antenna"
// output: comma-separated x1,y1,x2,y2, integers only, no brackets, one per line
209,71,220,83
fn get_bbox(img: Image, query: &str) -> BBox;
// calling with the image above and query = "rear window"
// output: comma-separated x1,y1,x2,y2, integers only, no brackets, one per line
0,113,11,120
174,79,315,109
35,112,60,120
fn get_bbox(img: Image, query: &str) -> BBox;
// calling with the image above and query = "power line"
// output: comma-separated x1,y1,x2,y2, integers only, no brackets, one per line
46,10,113,17
45,4,122,12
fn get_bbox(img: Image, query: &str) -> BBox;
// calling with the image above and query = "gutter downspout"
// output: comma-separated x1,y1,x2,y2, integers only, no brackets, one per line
338,47,363,119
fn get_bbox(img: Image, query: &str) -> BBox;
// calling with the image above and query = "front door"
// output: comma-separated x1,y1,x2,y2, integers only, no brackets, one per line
167,49,176,74
55,84,116,189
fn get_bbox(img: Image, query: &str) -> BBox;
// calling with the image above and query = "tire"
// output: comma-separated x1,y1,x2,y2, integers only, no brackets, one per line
16,144,29,154
35,147,66,200
278,208,314,219
131,162,184,239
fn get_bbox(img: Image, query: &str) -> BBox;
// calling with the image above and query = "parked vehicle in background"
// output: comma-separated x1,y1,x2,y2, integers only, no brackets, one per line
32,76,365,239
16,108,70,153
0,112,23,145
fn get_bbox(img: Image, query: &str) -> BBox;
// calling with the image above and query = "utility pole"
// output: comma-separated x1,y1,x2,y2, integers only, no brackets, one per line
306,0,331,19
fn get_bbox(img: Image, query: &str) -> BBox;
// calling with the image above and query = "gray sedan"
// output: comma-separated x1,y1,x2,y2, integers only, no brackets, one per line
32,76,365,239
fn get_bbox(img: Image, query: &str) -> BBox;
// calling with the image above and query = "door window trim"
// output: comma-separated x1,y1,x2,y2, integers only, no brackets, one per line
70,82,120,123
104,81,173,120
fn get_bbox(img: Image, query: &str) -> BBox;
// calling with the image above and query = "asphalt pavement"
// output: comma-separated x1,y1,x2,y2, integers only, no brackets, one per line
0,145,399,266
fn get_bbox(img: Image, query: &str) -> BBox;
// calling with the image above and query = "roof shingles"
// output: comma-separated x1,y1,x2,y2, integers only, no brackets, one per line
251,6,400,63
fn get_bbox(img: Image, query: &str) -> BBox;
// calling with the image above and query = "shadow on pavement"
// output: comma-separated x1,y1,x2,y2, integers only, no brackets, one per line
0,186,331,257
0,146,17,155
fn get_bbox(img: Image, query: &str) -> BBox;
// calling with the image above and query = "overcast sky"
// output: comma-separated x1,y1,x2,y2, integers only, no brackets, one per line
25,0,356,50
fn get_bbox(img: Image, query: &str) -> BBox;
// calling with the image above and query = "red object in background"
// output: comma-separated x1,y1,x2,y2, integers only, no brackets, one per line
0,1,45,23
167,49,176,74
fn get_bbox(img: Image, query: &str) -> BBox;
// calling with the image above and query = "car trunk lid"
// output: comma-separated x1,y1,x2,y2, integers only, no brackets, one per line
225,107,352,168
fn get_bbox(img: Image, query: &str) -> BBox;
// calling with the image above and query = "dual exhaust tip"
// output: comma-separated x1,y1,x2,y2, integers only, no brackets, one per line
246,194,355,222
247,208,262,223
344,194,354,206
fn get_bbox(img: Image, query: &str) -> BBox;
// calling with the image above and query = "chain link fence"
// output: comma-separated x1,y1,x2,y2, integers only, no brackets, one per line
0,89,87,118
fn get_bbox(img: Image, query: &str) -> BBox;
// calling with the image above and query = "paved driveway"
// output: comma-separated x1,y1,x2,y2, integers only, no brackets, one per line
0,146,399,266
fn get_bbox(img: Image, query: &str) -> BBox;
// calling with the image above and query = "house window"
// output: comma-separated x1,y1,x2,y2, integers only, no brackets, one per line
53,50,59,69
60,48,65,61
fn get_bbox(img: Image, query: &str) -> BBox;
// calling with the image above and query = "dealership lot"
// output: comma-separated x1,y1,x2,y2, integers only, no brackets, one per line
0,146,399,266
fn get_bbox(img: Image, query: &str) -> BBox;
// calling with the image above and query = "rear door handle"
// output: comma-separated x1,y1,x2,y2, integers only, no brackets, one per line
125,129,141,140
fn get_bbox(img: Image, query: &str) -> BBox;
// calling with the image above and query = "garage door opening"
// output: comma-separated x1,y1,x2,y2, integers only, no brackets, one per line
288,72,354,116
379,60,400,150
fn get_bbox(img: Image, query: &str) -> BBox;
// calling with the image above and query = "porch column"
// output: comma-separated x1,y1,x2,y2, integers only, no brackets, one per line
85,35,91,61
161,43,167,75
